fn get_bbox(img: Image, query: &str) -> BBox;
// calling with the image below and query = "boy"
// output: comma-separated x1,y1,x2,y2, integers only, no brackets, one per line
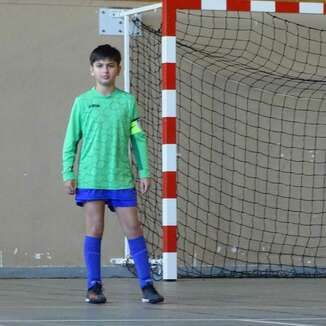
62,44,164,304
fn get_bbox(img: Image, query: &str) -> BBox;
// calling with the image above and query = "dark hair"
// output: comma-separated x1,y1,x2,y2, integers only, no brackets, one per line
89,44,121,65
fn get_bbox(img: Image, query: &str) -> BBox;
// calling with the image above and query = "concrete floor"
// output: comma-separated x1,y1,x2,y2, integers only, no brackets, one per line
0,278,325,325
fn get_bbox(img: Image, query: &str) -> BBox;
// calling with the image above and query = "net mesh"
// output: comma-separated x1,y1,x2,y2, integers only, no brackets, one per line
130,10,326,277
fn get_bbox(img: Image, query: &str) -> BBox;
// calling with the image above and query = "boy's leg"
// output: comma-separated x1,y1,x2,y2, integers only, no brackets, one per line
115,207,164,303
84,201,106,304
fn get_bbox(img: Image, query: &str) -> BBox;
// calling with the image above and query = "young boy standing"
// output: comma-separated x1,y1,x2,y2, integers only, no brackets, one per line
62,44,164,304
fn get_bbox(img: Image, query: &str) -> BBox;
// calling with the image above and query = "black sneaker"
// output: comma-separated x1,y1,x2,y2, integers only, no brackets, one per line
141,284,164,304
85,282,107,304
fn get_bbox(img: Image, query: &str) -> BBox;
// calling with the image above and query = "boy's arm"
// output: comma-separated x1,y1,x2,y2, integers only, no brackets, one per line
62,98,82,182
130,119,150,179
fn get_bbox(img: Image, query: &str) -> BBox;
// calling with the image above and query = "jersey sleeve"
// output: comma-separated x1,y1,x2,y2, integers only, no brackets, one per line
62,98,82,182
131,96,140,121
130,97,150,179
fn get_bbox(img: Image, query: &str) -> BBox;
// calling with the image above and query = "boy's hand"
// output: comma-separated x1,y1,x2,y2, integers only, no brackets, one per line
138,178,151,194
64,179,76,195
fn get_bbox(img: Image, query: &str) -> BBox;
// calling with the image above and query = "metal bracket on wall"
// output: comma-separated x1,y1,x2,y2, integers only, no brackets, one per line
99,8,141,36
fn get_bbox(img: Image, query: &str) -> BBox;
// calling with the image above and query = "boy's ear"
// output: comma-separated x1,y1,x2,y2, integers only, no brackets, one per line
90,65,94,76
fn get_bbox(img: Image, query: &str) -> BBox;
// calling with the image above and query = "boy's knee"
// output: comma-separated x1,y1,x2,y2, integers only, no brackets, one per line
86,215,104,237
125,224,142,239
87,225,104,238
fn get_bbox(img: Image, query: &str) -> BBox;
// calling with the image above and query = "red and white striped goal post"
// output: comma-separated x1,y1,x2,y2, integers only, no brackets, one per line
161,0,326,280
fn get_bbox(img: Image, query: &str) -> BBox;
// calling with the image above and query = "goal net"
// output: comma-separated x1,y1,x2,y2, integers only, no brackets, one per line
130,9,326,277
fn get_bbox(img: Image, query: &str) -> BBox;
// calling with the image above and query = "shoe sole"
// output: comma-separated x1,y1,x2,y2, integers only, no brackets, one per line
142,297,164,304
85,298,107,304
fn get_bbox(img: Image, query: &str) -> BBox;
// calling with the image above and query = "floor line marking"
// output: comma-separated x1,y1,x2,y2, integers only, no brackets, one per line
241,319,318,326
0,318,324,323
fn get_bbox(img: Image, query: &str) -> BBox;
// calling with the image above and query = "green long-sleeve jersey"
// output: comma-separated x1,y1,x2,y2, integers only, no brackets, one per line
62,87,150,189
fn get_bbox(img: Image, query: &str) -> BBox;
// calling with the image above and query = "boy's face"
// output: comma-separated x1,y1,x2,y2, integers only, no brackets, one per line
90,58,121,87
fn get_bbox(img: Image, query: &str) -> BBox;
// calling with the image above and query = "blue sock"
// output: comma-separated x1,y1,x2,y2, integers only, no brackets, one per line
84,236,102,289
128,236,152,289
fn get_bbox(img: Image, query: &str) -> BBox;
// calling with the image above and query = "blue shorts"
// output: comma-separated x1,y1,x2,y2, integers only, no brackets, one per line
75,188,137,212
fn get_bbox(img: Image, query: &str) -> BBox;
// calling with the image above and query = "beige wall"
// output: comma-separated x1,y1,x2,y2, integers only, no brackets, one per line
1,0,326,270
0,0,154,268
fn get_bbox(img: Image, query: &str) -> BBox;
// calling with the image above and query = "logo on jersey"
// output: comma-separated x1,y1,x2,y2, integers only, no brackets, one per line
89,104,100,108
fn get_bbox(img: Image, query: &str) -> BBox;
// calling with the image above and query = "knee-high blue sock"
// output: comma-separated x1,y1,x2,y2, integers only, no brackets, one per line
128,236,152,289
84,236,102,289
